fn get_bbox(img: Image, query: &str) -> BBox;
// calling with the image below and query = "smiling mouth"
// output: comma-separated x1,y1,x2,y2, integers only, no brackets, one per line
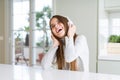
57,29,62,33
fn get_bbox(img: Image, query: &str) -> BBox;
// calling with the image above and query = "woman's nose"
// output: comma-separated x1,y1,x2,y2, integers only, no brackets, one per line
55,24,59,28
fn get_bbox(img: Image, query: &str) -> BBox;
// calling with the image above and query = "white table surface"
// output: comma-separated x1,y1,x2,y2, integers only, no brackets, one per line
0,64,120,80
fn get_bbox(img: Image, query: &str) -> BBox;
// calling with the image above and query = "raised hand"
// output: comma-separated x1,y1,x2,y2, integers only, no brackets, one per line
67,21,76,38
51,34,60,47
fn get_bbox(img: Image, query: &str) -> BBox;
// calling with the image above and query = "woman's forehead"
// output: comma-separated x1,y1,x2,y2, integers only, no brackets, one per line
51,18,58,22
50,18,59,25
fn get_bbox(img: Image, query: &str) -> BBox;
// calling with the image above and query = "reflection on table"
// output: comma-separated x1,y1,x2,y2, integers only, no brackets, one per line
0,64,120,80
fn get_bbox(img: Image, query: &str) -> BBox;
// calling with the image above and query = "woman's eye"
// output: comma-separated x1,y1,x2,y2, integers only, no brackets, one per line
51,25,55,28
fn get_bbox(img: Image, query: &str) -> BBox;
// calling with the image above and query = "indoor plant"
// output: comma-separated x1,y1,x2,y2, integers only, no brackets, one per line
35,6,52,48
107,35,120,54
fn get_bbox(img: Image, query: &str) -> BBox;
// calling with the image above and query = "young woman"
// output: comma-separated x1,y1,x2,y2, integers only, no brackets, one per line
41,15,89,72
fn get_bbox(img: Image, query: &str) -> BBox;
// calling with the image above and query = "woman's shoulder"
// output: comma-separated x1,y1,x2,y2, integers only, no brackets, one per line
76,34,87,40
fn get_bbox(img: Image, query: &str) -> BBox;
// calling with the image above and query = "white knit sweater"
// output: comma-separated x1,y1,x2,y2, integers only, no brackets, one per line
41,35,89,72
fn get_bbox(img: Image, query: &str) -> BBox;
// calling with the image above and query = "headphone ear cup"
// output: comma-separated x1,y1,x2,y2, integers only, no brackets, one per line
66,17,73,25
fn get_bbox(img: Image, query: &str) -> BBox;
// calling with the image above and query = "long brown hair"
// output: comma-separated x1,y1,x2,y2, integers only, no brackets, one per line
50,15,78,71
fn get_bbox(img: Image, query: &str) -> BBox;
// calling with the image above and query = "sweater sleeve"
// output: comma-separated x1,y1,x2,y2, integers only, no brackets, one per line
64,35,89,63
41,46,58,70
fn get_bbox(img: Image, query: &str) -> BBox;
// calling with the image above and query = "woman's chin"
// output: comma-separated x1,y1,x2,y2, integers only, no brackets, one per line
57,35,65,39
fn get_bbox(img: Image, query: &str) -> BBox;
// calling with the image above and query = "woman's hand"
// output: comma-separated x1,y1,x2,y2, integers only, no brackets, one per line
51,34,60,47
67,22,76,38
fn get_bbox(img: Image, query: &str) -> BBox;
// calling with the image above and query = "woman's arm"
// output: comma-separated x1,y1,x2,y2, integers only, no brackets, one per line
64,35,89,63
41,46,58,70
41,34,59,70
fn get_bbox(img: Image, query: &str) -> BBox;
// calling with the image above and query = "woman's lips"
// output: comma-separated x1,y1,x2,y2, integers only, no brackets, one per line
57,28,62,33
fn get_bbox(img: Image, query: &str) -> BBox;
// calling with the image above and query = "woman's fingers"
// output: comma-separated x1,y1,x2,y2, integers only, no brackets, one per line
67,22,76,37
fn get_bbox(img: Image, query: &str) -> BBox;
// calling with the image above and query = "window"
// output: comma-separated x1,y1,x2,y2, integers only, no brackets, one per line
109,12,120,35
98,0,120,60
11,0,53,66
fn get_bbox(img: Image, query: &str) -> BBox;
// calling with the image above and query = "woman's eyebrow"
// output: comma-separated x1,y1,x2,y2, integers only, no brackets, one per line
50,24,54,27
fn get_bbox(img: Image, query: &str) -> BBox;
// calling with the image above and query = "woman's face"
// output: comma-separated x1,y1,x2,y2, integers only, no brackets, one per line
50,18,65,38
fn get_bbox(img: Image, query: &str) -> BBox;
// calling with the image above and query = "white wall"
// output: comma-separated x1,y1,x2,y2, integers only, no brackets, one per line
98,60,120,75
53,0,98,72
